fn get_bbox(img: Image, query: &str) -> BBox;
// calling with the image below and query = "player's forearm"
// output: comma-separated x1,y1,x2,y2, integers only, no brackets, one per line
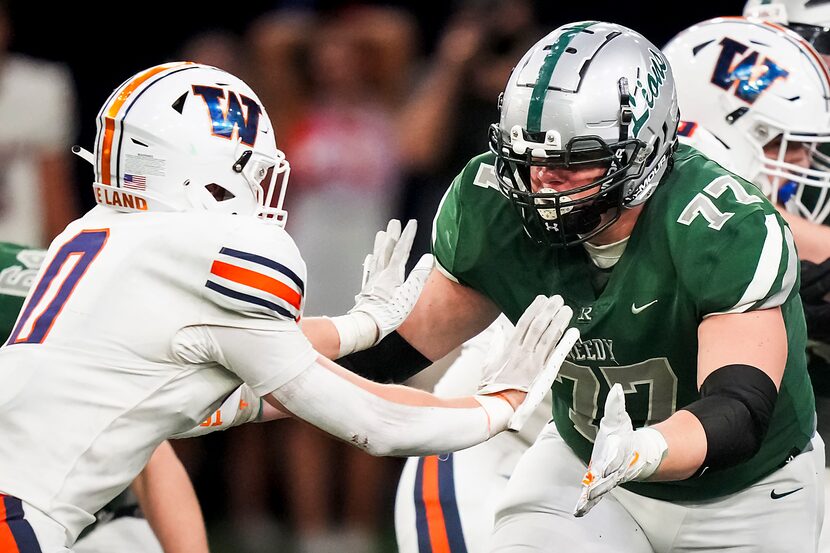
396,268,501,361
300,316,341,359
132,441,209,553
267,356,517,457
649,410,707,480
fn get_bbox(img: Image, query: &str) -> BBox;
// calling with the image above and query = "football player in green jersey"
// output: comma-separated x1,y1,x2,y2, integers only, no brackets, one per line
0,242,210,553
335,21,822,552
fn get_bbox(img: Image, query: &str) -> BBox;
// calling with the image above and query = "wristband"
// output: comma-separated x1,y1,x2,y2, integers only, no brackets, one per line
328,312,379,357
474,394,515,437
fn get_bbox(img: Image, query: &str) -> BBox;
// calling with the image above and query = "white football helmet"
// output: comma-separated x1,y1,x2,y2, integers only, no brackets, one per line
744,0,830,26
744,0,830,56
664,17,830,222
75,62,289,225
489,22,679,246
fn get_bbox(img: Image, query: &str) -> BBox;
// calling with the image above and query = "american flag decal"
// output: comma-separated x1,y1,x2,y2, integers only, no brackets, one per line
123,174,147,191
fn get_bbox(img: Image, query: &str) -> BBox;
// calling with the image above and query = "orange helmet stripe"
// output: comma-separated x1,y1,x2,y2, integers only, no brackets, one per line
99,62,193,186
0,495,18,553
763,20,830,90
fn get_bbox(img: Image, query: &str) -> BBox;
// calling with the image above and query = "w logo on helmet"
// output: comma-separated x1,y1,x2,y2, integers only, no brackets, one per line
192,85,262,147
710,37,789,104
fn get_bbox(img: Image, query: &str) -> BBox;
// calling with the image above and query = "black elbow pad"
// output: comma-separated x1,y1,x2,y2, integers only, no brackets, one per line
682,364,778,471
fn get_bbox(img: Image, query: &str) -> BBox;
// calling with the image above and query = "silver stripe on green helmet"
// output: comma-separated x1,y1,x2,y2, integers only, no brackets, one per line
489,21,680,247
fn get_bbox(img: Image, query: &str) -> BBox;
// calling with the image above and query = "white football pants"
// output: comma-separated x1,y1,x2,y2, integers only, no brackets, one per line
490,422,825,553
395,429,529,553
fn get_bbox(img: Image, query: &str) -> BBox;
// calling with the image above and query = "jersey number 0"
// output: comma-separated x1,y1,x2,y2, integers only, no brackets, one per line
8,230,109,345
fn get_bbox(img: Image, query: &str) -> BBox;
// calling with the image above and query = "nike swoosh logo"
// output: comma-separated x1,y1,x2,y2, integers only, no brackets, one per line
631,299,658,314
770,487,803,499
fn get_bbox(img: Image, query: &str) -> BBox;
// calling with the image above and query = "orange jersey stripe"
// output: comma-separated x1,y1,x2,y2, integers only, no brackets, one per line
210,260,302,310
100,62,193,185
0,497,19,553
422,456,452,553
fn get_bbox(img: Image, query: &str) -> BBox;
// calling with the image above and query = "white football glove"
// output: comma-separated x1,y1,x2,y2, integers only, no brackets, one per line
331,219,433,357
574,383,668,517
172,385,262,439
476,295,579,432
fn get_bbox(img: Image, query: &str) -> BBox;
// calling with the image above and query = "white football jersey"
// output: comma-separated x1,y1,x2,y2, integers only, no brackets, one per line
0,206,317,542
676,121,736,174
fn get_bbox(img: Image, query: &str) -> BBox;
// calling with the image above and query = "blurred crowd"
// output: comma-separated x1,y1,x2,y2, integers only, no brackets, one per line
0,1,735,552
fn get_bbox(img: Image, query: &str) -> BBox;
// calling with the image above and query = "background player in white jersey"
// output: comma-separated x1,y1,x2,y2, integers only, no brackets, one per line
393,316,553,553
664,14,830,551
745,0,830,65
0,62,578,552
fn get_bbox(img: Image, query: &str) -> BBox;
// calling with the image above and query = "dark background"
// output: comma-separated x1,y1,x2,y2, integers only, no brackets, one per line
6,0,744,211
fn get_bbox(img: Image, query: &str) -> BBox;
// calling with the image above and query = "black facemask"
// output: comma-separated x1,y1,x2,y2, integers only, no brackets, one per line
489,124,645,247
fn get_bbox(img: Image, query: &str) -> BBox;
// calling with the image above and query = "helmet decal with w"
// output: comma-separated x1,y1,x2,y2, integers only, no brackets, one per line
192,85,263,147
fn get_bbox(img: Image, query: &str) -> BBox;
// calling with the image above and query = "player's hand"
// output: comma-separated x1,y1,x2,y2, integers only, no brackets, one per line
351,219,432,342
574,384,668,517
332,219,432,357
477,295,579,431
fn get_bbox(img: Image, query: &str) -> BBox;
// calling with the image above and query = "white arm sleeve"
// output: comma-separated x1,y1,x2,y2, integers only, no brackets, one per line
270,360,514,457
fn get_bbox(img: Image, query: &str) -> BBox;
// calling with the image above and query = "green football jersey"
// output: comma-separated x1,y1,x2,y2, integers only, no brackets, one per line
433,144,814,502
0,242,45,340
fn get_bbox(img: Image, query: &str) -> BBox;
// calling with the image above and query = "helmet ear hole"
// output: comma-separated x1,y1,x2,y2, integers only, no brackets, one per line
205,183,235,202
171,92,188,114
644,137,661,167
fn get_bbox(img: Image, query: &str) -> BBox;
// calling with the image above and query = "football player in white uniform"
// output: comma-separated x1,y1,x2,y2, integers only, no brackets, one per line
393,317,521,553
664,15,830,552
394,316,554,553
0,62,578,553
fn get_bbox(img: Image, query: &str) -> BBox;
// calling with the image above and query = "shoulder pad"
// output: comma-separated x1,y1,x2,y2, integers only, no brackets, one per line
204,221,306,322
